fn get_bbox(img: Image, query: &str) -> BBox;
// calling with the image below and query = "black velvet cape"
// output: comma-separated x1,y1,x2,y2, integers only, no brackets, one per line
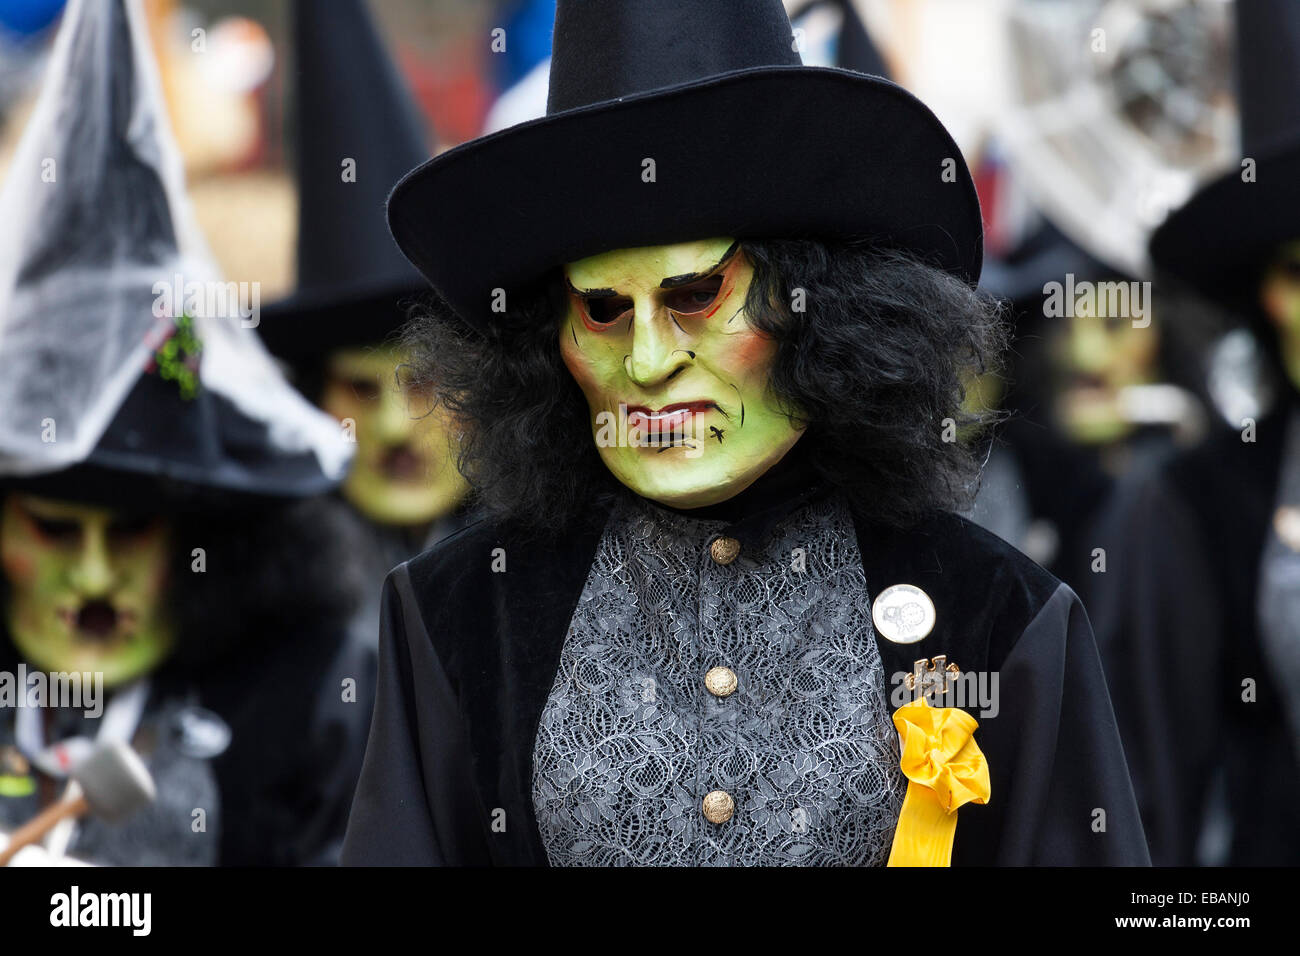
1089,398,1300,865
342,476,1150,866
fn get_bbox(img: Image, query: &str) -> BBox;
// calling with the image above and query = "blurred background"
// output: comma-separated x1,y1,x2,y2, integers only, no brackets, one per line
0,0,1261,448
0,0,1285,868
0,0,1241,309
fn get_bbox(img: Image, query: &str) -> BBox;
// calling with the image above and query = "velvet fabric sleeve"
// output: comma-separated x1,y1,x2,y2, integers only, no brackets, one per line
340,564,490,865
975,583,1151,865
856,511,1149,865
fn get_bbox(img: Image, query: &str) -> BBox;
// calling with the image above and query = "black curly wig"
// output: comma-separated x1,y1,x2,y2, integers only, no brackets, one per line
401,238,1008,532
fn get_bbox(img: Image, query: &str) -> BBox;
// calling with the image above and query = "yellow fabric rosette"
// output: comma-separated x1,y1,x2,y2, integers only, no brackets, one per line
886,696,990,867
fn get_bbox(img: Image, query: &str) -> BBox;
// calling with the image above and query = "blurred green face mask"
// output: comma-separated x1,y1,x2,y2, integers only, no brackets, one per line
1261,240,1300,391
0,495,174,688
321,345,470,527
1052,302,1159,445
559,238,804,509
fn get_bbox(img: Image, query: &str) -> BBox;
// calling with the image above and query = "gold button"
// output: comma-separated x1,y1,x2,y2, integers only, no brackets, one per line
710,536,740,565
705,666,737,698
702,790,735,824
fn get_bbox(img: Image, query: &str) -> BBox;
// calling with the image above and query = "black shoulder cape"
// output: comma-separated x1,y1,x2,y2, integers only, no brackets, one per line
1088,401,1299,865
342,485,1148,866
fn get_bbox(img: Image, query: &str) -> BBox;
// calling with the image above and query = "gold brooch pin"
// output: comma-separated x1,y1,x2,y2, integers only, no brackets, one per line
905,655,962,698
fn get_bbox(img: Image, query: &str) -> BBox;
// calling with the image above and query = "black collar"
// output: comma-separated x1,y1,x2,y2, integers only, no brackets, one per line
647,440,831,551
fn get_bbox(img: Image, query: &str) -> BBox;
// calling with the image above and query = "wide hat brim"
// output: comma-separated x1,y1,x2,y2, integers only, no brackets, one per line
0,371,340,513
388,65,984,328
1149,139,1300,308
258,276,425,368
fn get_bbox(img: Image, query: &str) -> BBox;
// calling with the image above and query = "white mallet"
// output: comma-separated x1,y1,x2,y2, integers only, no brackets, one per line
0,740,156,866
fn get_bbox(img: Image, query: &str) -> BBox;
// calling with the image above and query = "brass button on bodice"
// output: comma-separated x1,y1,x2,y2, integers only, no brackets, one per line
710,536,741,565
702,790,735,824
705,666,738,698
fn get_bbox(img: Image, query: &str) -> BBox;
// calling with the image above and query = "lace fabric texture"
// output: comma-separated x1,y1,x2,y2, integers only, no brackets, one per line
532,493,904,866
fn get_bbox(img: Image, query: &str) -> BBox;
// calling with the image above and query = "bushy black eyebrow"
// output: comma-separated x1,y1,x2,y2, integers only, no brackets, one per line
659,241,739,289
565,278,620,298
565,241,739,296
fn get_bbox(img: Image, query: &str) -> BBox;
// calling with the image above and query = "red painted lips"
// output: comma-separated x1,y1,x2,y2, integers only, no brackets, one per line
624,401,716,436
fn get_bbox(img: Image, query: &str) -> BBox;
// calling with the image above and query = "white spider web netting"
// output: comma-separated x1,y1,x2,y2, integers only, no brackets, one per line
0,0,349,483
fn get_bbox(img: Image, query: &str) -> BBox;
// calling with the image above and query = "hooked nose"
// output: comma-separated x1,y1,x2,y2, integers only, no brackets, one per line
67,523,114,598
624,306,692,387
1068,322,1113,374
374,384,416,444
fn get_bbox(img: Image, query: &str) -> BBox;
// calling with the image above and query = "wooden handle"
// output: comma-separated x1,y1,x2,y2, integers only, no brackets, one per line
0,794,90,867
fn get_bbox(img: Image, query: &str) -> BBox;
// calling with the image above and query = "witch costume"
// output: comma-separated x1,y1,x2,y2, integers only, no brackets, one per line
0,0,370,866
972,222,1198,599
342,0,1148,867
260,0,471,613
1088,0,1300,866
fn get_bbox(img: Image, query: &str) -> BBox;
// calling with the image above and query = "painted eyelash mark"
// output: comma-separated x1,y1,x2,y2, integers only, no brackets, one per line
572,293,628,334
729,383,745,427
703,285,734,320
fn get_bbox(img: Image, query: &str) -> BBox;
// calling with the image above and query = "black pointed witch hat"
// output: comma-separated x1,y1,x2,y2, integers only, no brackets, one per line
1149,0,1300,307
832,0,887,76
789,0,889,76
258,0,432,368
386,0,983,331
0,0,348,510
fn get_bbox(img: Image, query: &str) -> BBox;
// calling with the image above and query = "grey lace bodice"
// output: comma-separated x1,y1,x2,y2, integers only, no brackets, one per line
531,492,905,866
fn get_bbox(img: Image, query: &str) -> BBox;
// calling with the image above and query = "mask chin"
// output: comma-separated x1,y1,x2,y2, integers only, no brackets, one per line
598,428,802,509
12,614,174,688
344,469,463,527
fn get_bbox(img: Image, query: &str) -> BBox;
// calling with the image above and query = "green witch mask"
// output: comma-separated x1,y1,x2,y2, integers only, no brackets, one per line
1051,300,1159,445
1,494,174,688
321,345,470,527
559,238,804,509
1260,240,1300,391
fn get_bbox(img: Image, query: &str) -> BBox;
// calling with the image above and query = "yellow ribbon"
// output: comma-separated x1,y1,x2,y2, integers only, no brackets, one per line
886,696,990,867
